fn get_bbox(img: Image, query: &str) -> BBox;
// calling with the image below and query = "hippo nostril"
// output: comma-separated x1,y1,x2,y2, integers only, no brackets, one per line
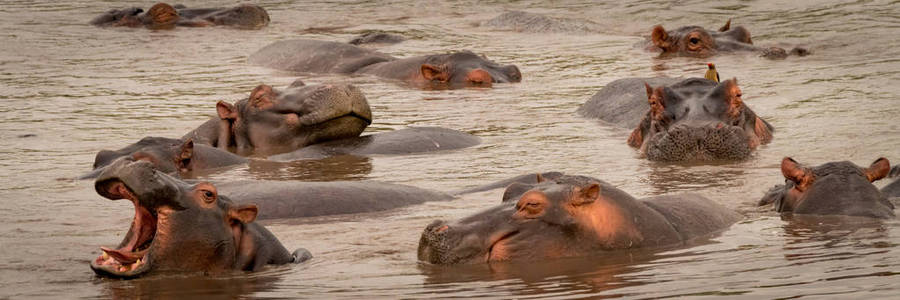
434,225,449,233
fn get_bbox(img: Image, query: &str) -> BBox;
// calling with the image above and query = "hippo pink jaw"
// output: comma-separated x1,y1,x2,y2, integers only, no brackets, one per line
90,180,158,278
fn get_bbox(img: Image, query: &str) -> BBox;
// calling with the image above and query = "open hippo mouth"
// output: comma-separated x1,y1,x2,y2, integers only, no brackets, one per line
645,122,751,161
90,179,157,278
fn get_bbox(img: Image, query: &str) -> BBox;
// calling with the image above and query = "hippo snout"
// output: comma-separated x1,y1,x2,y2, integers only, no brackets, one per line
645,122,751,161
418,220,459,264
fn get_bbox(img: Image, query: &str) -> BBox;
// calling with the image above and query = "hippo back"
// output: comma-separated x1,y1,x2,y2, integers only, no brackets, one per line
215,180,454,219
577,77,684,128
268,127,481,161
640,194,741,242
248,39,395,73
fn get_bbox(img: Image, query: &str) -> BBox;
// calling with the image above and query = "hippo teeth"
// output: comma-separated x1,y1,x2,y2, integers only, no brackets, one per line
100,246,147,265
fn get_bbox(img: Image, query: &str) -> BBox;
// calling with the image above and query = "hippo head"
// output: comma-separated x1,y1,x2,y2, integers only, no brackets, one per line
650,20,754,57
90,157,278,278
419,175,647,264
200,4,270,29
215,83,372,156
84,137,243,180
419,51,522,88
89,7,144,26
627,78,773,161
758,157,894,218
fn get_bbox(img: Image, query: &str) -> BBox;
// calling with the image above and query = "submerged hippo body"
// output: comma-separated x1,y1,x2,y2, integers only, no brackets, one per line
183,83,373,156
90,158,308,279
214,180,454,219
269,127,480,161
758,157,895,218
578,77,773,161
90,3,269,29
418,174,740,264
248,39,522,89
84,137,246,179
884,166,900,198
647,20,808,59
480,11,601,34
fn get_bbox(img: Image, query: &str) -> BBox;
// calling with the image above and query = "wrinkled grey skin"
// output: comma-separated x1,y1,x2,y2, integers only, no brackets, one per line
248,39,522,89
268,127,480,161
480,11,602,34
579,77,774,161
82,137,247,179
647,20,809,59
90,3,269,29
348,32,406,45
214,180,455,219
758,158,895,218
418,173,740,264
90,157,308,279
182,83,373,156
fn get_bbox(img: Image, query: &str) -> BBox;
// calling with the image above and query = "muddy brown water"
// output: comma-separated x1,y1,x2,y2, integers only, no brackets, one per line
2,0,899,298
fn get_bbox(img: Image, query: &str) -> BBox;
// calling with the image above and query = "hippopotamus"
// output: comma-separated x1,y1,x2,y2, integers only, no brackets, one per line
183,83,373,156
90,3,269,29
248,39,522,89
418,173,740,264
268,127,481,161
479,11,601,34
577,77,774,161
90,158,309,279
83,137,247,179
646,20,809,59
214,180,454,219
348,32,406,45
758,157,895,218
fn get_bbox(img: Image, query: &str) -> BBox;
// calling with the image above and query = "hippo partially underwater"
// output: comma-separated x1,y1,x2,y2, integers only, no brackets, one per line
248,39,522,89
758,157,896,218
90,3,270,29
646,20,809,59
418,173,740,264
90,158,309,279
578,77,773,161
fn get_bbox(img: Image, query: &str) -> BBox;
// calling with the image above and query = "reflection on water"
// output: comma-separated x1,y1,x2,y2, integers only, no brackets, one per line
1,0,900,298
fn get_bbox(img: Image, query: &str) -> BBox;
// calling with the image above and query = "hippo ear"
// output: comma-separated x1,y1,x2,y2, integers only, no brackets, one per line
421,64,449,82
216,101,238,120
720,78,744,119
863,157,890,182
651,25,671,50
249,84,276,109
646,84,667,120
781,157,813,191
573,183,601,206
228,204,259,224
719,19,731,32
176,139,194,170
535,173,545,183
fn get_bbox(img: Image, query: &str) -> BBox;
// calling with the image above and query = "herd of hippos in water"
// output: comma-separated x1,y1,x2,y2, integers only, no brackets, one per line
83,3,900,278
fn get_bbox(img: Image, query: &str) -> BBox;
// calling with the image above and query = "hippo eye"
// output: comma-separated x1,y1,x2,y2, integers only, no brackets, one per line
201,190,216,203
689,37,700,44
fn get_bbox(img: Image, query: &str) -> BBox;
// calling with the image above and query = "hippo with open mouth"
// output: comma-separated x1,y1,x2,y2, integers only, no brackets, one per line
89,158,309,278
418,174,740,264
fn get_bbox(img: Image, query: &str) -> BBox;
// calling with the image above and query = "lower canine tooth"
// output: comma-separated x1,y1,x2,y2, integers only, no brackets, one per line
136,258,142,265
101,252,109,260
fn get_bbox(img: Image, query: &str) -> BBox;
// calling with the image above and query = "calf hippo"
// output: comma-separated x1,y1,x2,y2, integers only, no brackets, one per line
248,39,522,89
578,77,773,161
90,3,269,29
83,137,246,179
647,20,808,59
418,174,740,264
758,157,895,218
90,158,309,279
183,83,373,156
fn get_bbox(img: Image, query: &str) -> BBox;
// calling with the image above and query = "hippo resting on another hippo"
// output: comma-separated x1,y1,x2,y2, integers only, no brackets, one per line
90,3,269,29
578,77,773,161
758,157,896,218
90,158,309,279
646,20,808,59
418,173,740,264
248,39,522,89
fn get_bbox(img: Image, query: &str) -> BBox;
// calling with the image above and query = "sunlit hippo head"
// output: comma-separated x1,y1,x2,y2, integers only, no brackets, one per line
215,83,373,156
650,19,754,57
90,157,303,278
758,157,894,218
91,3,179,29
627,78,773,161
418,51,522,88
418,174,739,264
84,137,245,179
